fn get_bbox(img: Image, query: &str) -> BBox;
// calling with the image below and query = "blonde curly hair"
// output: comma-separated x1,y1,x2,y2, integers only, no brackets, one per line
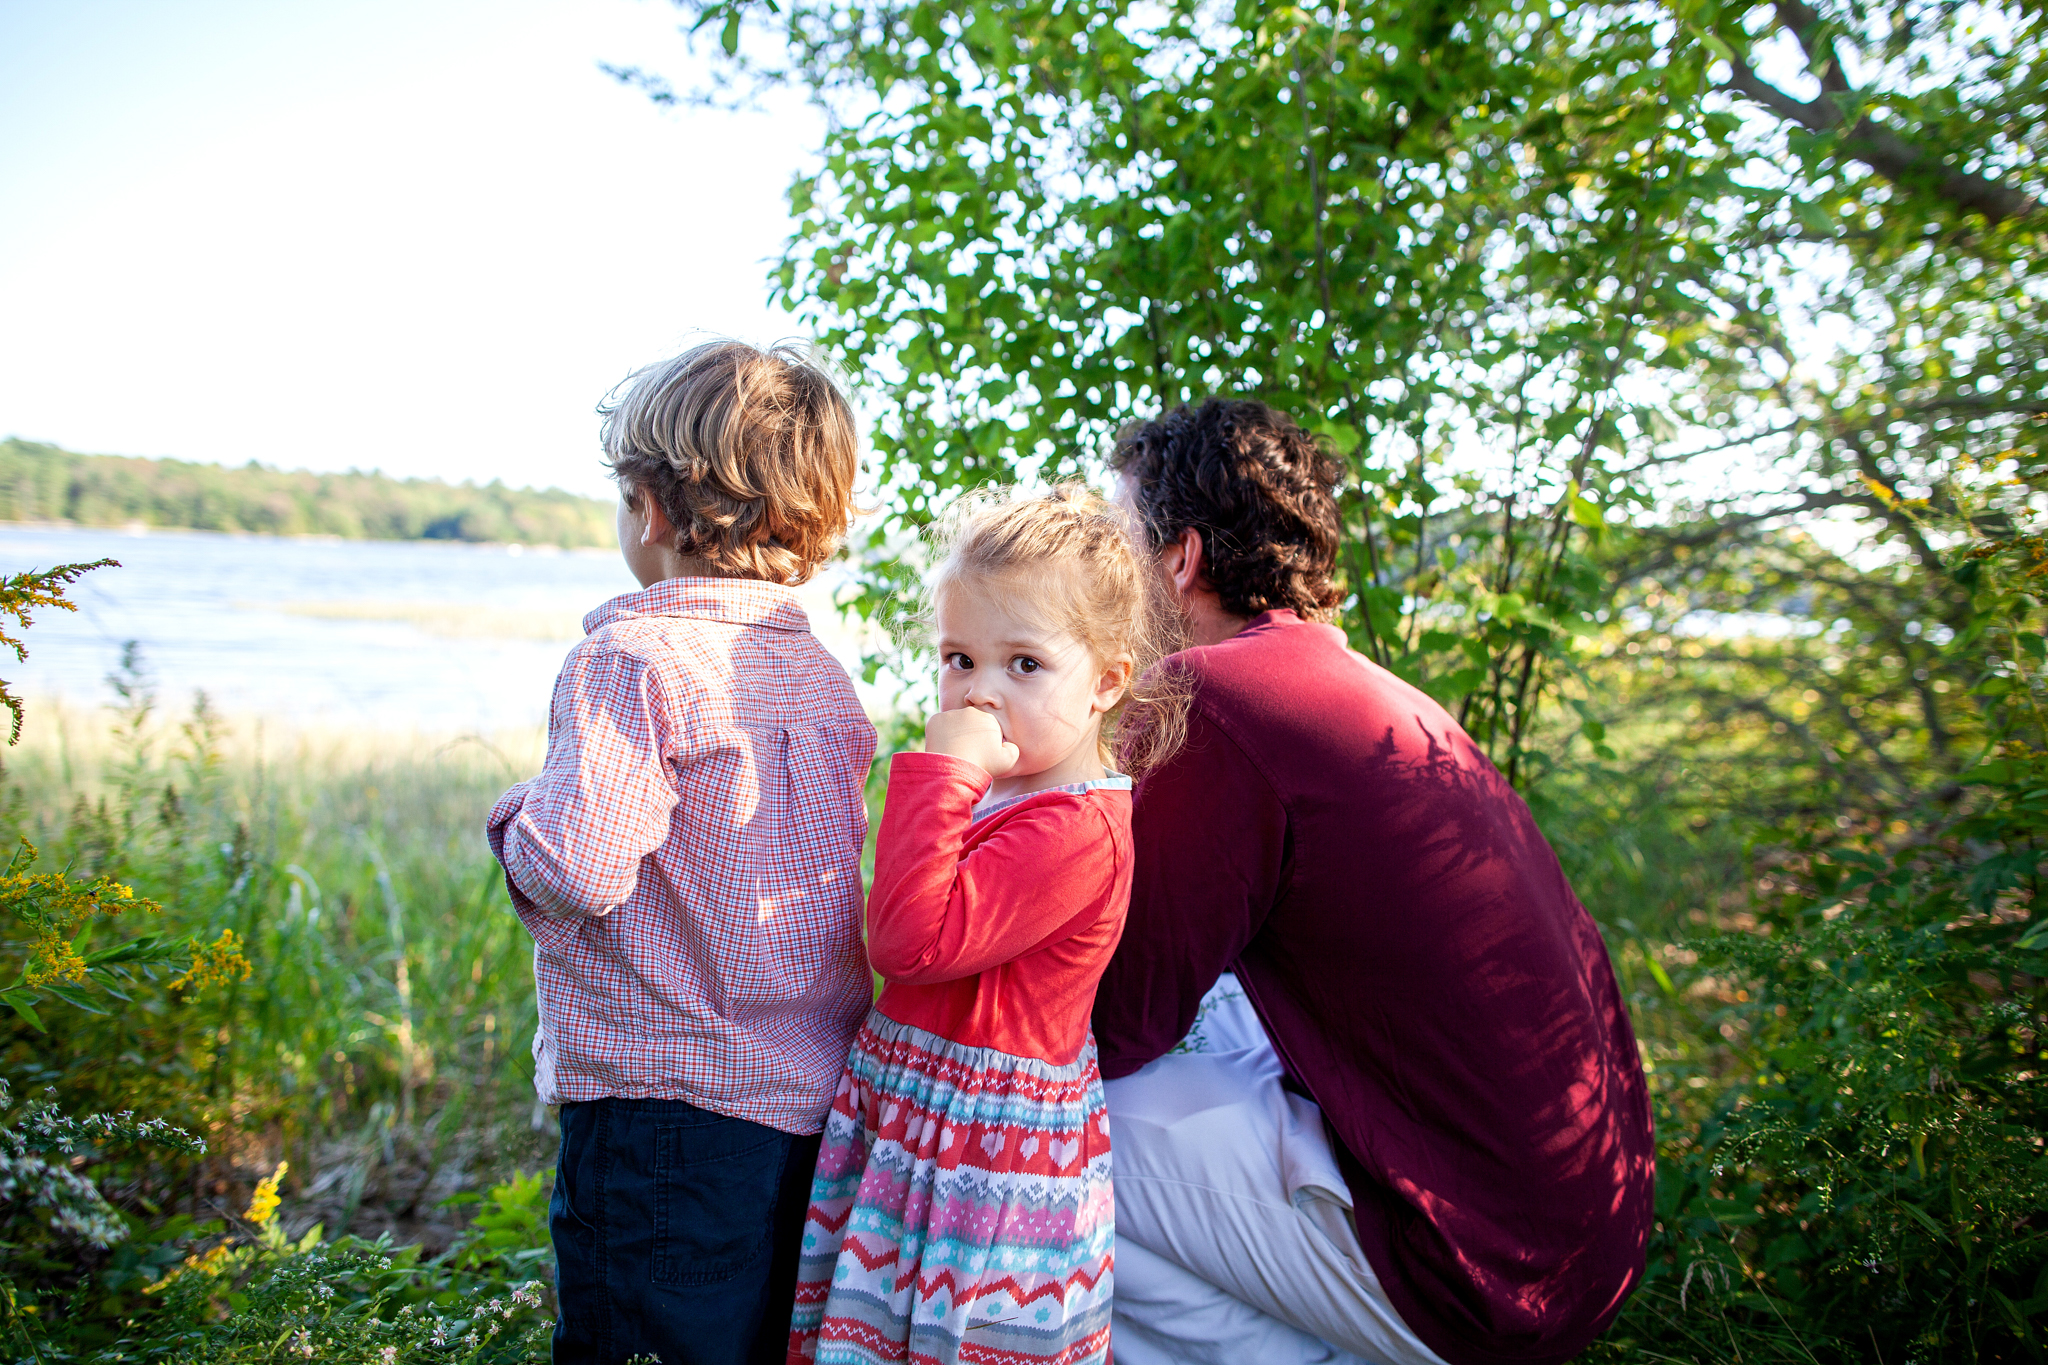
600,339,859,585
928,483,1188,776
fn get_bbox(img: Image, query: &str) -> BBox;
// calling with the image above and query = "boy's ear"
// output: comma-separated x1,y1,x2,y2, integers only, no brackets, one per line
639,492,677,547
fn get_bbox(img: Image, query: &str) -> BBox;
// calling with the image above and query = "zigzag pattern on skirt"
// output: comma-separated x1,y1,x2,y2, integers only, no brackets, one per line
789,1011,1114,1365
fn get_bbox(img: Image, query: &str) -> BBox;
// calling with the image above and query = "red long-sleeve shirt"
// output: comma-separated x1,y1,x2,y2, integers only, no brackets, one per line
868,751,1132,1065
1092,611,1654,1365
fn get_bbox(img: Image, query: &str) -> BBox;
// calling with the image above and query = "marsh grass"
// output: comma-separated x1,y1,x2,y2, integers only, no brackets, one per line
0,677,556,1253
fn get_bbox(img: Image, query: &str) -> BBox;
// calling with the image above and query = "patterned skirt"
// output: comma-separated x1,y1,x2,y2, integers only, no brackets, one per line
788,1010,1115,1365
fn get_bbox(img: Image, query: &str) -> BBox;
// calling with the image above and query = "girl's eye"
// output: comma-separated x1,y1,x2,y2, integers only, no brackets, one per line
946,653,973,671
1013,657,1042,675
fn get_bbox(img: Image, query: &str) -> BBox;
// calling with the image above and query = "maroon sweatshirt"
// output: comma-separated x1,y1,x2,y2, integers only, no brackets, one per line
1092,610,1653,1365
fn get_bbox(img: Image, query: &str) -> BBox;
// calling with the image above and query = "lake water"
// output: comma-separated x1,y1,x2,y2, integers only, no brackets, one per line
0,525,876,734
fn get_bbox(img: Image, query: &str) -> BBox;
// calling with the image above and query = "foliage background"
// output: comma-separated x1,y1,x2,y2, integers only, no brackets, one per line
627,0,2048,1357
2,0,2046,1360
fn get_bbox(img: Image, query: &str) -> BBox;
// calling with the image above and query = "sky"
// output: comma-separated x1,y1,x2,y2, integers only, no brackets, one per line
0,0,819,500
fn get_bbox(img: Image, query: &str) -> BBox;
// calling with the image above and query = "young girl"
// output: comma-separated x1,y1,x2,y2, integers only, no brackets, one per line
789,486,1185,1365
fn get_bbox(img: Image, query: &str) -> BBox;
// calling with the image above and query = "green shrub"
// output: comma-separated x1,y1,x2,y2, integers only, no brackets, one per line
1597,492,2048,1360
0,562,558,1362
0,1082,557,1363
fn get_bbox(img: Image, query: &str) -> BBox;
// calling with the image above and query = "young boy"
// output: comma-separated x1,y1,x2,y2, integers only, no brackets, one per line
486,340,877,1365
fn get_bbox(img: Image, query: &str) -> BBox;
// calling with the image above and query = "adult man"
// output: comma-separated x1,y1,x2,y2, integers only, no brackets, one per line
1094,400,1654,1365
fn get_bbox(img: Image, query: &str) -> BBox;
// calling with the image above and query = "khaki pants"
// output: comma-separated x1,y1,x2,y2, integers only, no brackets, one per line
1104,977,1447,1365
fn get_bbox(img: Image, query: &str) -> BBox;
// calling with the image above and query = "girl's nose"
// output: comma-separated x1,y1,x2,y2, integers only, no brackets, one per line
963,679,999,710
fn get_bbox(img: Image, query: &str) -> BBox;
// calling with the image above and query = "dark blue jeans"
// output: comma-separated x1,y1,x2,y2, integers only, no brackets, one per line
550,1096,821,1365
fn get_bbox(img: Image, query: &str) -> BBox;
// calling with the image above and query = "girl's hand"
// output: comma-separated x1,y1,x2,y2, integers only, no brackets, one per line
924,707,1020,778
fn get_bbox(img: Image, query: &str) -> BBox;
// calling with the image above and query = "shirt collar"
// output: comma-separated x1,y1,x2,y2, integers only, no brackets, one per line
972,772,1133,820
583,577,813,636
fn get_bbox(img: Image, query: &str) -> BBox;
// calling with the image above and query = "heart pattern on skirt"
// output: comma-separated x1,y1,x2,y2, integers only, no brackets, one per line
1049,1137,1080,1168
980,1130,1006,1158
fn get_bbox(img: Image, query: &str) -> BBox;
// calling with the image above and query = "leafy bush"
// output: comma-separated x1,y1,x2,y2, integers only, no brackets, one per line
1595,489,2048,1360
0,643,549,1188
13,1143,556,1363
0,562,559,1362
437,1171,553,1283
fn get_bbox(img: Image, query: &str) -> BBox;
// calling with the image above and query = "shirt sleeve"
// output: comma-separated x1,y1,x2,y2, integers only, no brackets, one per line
866,751,1118,985
485,642,680,919
1091,705,1289,1078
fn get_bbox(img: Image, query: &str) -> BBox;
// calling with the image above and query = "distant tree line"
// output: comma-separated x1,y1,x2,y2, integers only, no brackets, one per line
0,439,614,548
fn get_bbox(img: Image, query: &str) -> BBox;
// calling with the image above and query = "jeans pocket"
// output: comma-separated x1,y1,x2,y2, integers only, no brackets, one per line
651,1118,789,1286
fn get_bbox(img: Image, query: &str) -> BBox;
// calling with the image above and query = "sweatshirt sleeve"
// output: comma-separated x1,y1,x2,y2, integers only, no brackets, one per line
867,751,1117,985
486,642,680,919
1091,706,1288,1078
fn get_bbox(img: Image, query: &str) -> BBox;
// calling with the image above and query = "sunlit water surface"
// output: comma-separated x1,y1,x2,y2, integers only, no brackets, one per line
0,526,872,734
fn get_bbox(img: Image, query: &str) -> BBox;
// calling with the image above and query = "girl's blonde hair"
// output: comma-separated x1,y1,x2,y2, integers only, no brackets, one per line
929,483,1189,776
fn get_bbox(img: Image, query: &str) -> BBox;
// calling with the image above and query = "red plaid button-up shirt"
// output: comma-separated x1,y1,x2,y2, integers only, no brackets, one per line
487,576,878,1134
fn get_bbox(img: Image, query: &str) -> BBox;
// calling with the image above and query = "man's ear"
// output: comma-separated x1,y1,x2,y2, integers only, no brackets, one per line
1161,528,1206,596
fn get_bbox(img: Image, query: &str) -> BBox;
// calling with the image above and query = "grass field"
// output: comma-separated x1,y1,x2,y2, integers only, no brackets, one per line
0,670,1728,1258
1,687,560,1255
0,672,1715,1251
6,650,2038,1362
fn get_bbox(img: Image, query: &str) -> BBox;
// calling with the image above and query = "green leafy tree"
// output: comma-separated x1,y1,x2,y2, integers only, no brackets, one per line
1602,472,2048,1360
632,0,2042,778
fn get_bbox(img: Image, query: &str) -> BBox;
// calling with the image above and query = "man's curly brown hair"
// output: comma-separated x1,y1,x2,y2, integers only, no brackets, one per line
1109,399,1343,621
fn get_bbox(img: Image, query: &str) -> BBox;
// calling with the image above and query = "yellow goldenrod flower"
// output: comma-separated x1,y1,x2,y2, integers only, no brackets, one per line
142,1240,237,1295
23,932,87,987
245,1160,288,1228
169,928,253,994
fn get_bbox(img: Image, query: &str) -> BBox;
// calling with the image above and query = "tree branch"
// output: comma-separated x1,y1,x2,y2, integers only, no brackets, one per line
1718,22,2038,225
1618,488,1865,582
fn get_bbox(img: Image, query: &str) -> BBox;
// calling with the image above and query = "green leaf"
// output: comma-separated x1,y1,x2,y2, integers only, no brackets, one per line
1690,27,1735,63
1637,942,1678,998
1793,198,1834,236
1,990,45,1032
1895,1199,1952,1245
40,985,108,1015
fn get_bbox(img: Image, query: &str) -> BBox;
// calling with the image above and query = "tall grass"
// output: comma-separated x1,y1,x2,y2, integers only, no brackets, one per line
0,664,553,1249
